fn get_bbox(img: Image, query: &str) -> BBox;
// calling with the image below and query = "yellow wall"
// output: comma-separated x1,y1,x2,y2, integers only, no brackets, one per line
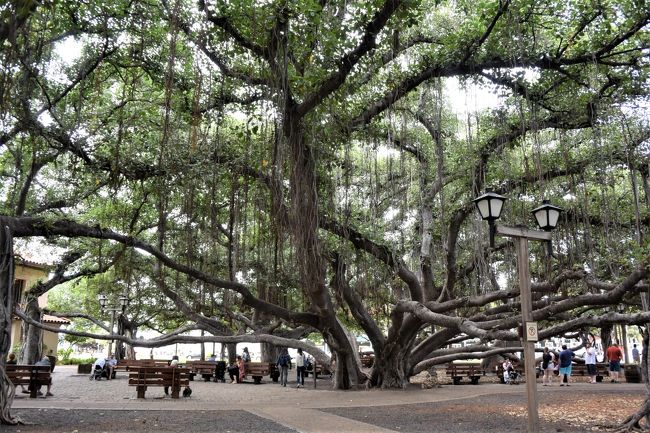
10,262,62,356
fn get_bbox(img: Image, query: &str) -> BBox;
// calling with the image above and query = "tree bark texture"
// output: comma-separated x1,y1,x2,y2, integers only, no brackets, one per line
20,294,42,364
0,226,20,425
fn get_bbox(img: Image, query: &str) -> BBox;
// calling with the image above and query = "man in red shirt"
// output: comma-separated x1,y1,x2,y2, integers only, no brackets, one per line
606,342,624,383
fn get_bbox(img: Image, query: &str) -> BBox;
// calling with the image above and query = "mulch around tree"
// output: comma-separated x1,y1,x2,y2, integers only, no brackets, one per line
321,388,645,433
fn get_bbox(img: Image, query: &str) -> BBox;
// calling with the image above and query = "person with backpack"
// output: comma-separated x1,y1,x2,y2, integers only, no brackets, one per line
276,348,292,387
296,348,307,388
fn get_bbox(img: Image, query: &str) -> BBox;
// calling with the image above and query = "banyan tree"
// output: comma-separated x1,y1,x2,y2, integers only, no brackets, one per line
1,0,650,429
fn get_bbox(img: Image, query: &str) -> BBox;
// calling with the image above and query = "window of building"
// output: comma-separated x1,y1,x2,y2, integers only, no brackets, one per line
13,279,25,305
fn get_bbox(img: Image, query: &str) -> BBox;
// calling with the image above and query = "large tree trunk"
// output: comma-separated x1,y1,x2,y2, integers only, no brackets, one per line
0,226,20,425
226,343,237,364
20,294,42,364
601,323,614,357
284,113,366,389
260,341,278,363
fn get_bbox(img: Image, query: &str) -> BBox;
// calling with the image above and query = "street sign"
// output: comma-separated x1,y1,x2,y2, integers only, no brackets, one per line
526,322,538,341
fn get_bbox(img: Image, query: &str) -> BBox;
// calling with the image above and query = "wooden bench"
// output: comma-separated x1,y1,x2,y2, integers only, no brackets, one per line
360,352,375,368
446,363,484,385
305,363,331,378
244,362,277,384
186,361,220,381
565,363,608,381
6,365,52,398
128,366,190,399
115,359,169,372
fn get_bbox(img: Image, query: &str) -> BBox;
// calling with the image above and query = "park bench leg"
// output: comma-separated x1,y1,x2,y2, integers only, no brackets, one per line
29,383,38,398
452,377,461,385
136,386,146,399
471,377,480,385
253,376,262,384
189,374,195,381
171,385,180,399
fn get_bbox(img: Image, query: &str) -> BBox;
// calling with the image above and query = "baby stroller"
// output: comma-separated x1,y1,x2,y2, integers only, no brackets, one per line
214,361,227,383
90,364,108,380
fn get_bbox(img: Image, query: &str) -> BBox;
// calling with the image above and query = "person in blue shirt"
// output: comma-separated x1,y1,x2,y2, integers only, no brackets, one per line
276,348,292,387
558,344,574,386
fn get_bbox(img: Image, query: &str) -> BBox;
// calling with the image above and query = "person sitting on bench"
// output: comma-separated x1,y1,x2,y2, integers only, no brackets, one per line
34,356,53,396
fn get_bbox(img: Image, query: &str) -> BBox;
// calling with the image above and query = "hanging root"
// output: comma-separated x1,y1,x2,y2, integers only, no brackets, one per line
611,397,650,433
0,368,22,425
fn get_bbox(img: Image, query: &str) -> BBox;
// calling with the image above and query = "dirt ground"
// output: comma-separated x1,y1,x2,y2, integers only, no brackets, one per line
6,388,646,433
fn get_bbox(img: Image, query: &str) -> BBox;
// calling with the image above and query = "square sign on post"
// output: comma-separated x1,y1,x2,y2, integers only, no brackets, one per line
526,322,538,341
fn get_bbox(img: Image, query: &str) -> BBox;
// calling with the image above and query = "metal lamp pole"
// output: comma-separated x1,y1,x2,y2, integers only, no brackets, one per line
98,293,129,359
473,194,562,433
496,226,551,433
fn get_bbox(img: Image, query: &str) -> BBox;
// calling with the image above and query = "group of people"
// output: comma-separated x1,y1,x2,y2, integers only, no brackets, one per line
276,347,310,388
90,354,117,380
6,352,54,396
539,341,634,386
227,347,251,383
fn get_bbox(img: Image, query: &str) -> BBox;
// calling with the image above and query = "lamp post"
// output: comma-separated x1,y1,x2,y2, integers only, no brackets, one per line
473,193,562,433
98,293,129,360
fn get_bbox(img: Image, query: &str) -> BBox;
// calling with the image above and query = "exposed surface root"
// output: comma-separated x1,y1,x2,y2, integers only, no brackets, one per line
0,369,22,425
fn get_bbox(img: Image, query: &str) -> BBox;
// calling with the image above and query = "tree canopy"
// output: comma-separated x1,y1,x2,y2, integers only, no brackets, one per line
1,0,650,407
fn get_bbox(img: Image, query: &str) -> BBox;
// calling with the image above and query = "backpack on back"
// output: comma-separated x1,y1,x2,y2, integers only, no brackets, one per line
279,354,290,367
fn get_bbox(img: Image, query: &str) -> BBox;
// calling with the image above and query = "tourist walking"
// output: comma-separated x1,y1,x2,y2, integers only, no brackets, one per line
541,347,555,386
558,344,574,386
296,348,307,388
585,342,597,383
606,342,623,383
276,348,292,387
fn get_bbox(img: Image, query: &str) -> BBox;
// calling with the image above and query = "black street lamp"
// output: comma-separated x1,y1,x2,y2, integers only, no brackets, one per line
98,293,130,360
472,191,507,247
473,193,563,433
531,200,563,256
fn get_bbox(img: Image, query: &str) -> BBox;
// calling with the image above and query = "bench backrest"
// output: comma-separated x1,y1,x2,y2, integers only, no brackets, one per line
128,367,190,386
244,362,276,375
117,359,170,369
6,365,51,384
186,361,219,372
447,363,484,375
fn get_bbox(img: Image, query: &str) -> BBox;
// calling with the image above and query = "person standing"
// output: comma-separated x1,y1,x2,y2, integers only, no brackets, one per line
558,344,574,386
632,344,641,365
296,348,307,388
502,359,513,384
242,347,251,362
606,342,624,383
541,347,555,386
164,358,179,396
276,348,292,387
584,343,597,383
